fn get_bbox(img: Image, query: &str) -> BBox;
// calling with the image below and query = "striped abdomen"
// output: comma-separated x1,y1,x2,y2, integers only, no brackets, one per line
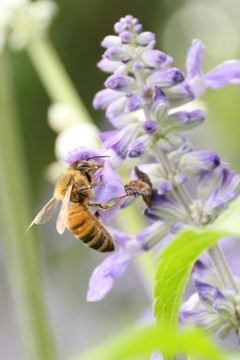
67,203,114,252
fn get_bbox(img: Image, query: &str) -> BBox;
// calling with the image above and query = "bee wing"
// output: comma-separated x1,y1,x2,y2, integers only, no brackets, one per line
56,181,73,235
27,197,59,231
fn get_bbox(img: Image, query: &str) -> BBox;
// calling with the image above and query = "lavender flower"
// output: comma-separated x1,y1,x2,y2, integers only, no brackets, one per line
86,15,240,309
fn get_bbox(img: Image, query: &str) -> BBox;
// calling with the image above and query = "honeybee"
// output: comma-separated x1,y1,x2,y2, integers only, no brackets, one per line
28,156,125,252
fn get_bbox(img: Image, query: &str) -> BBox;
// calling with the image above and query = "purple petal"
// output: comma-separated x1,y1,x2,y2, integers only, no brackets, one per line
125,94,142,112
186,39,204,79
195,281,216,305
87,250,129,301
101,123,140,159
158,180,172,194
94,162,126,224
192,260,209,276
205,60,240,89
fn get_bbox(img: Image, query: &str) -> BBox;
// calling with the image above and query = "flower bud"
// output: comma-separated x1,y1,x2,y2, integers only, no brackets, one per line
147,68,184,87
105,74,137,92
142,50,173,69
179,151,220,176
104,46,128,61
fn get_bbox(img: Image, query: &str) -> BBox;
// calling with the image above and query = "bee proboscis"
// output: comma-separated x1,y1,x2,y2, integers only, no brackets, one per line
28,156,125,252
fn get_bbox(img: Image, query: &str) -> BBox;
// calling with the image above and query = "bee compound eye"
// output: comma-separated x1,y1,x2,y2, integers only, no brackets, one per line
76,162,89,170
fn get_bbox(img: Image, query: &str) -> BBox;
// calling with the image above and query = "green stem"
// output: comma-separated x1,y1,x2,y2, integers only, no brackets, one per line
26,37,92,123
0,53,56,360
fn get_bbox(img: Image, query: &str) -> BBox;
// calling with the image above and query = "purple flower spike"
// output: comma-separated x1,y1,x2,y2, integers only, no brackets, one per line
142,120,157,134
147,68,184,87
105,74,136,93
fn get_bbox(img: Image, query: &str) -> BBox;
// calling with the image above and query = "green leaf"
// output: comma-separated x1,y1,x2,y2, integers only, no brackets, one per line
70,324,226,360
154,227,225,329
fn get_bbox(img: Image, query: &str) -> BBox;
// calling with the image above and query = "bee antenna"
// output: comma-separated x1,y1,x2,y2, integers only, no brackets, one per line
86,155,110,161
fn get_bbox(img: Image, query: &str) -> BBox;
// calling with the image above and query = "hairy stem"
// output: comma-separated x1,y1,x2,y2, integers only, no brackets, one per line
208,243,239,292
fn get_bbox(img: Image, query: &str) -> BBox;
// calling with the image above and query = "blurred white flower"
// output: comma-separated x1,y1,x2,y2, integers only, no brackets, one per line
48,103,81,132
46,102,101,182
44,159,67,183
55,123,101,160
0,0,57,51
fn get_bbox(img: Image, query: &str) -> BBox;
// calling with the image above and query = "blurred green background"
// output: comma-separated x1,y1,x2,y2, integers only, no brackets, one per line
1,0,240,359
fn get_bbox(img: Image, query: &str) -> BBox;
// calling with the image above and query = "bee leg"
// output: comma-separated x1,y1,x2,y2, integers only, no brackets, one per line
94,211,100,219
77,175,103,193
88,194,128,210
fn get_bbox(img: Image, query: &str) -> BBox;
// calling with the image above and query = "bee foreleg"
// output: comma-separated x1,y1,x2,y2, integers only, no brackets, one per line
94,211,100,219
77,175,104,193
